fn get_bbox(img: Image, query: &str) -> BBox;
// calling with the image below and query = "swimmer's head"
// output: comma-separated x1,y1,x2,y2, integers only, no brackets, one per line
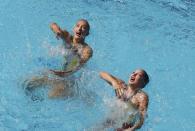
128,69,149,89
73,19,90,42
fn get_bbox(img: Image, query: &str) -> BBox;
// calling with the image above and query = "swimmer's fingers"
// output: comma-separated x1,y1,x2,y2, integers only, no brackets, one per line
118,89,123,97
117,80,127,89
50,23,65,40
115,88,123,98
50,23,62,38
115,89,119,96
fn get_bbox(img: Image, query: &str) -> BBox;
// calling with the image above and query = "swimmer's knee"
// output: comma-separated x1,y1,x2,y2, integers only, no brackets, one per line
48,85,66,98
23,76,49,90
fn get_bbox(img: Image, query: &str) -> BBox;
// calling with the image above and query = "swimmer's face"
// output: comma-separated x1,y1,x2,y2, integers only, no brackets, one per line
73,20,89,40
128,69,145,88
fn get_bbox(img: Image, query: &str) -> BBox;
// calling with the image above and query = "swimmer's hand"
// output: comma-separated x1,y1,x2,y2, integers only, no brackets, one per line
50,23,66,40
99,72,128,98
49,69,73,77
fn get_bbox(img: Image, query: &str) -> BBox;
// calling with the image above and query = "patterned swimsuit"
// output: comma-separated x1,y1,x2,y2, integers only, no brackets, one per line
114,86,141,127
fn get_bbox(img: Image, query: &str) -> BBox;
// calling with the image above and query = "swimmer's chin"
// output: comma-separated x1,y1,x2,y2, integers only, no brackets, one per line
73,35,85,41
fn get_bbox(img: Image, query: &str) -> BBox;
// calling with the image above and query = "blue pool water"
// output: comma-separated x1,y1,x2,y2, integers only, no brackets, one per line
0,0,195,130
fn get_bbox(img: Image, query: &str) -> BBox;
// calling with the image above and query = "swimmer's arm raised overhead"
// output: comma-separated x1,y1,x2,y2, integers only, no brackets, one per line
129,93,149,131
99,72,126,90
50,23,71,44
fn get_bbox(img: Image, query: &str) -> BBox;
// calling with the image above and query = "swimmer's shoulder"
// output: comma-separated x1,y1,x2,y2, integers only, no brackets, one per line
136,90,149,101
83,42,93,56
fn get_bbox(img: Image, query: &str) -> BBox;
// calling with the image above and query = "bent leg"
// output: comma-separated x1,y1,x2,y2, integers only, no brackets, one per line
23,75,49,90
48,79,73,98
48,81,66,98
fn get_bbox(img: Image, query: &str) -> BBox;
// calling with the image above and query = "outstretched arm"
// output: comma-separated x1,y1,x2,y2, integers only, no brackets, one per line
50,23,71,44
99,72,127,89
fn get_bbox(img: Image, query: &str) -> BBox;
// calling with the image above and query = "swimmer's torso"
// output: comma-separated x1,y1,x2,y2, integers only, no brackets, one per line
62,39,88,71
107,97,140,128
113,87,143,126
115,86,143,109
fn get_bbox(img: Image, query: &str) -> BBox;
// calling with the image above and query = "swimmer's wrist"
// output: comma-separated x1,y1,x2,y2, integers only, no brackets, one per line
115,88,124,98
